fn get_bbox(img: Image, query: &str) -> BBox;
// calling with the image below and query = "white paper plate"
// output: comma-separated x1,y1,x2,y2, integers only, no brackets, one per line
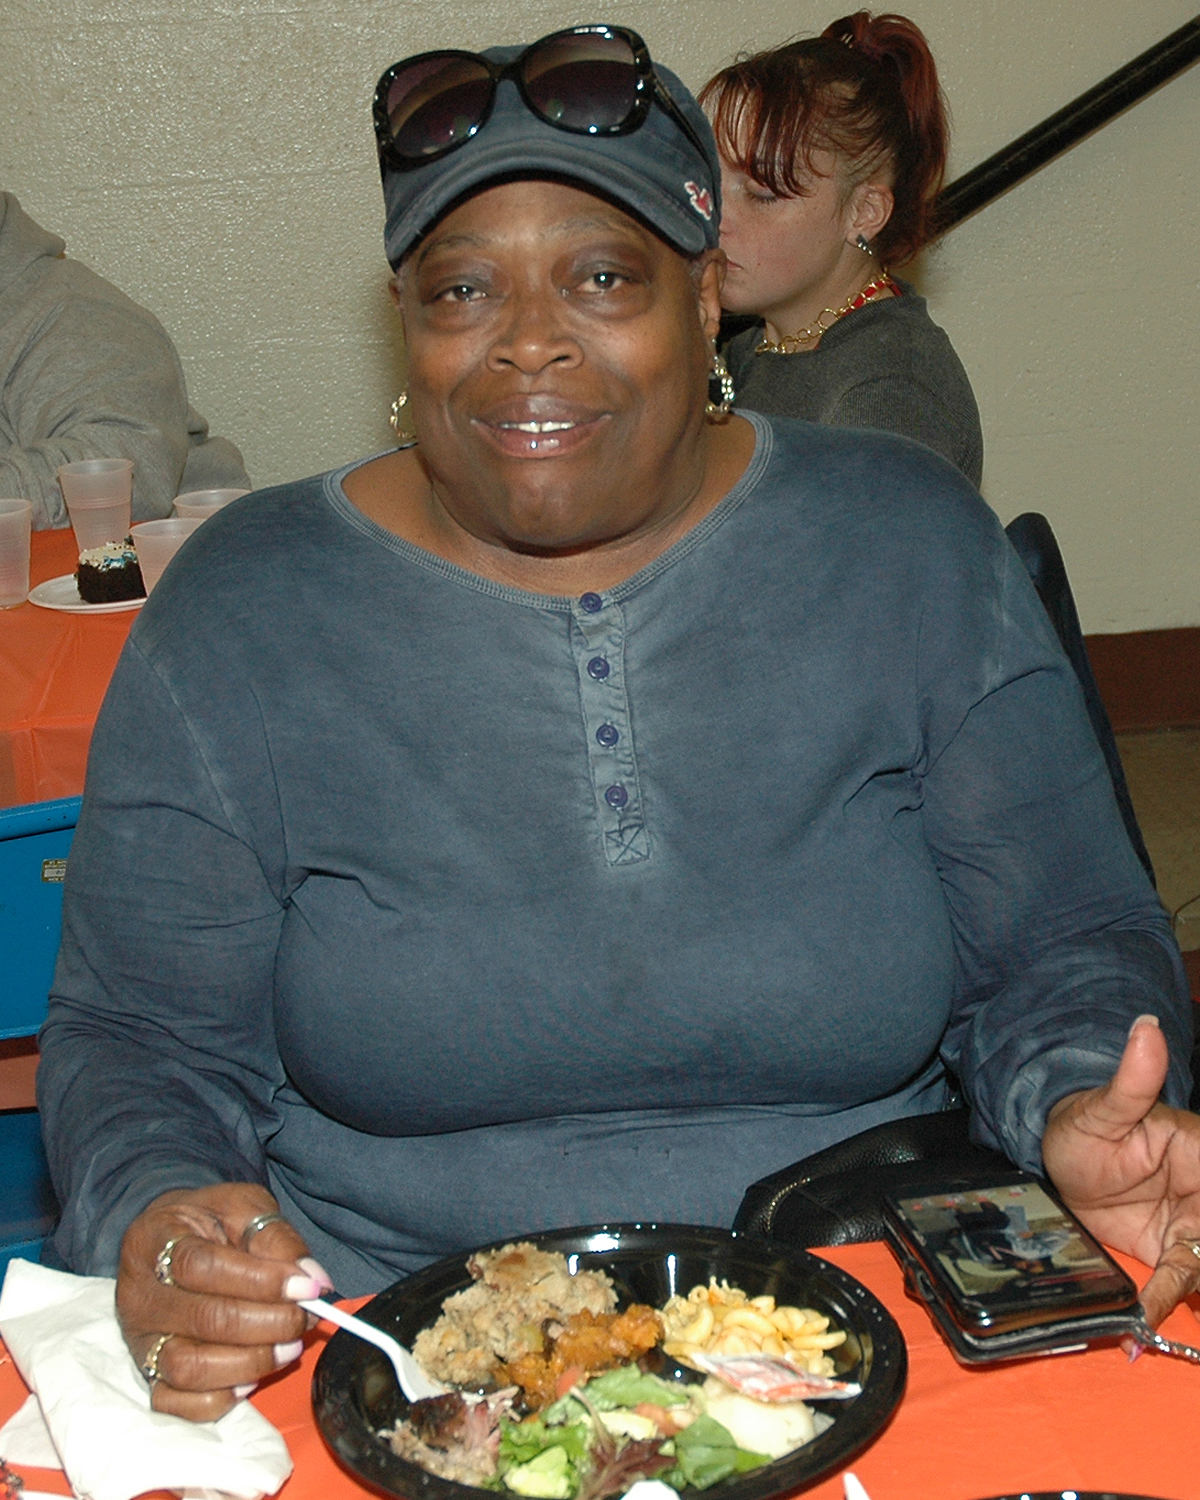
27,574,145,614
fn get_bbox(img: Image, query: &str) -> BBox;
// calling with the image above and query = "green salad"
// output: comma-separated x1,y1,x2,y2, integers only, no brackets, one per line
492,1365,770,1500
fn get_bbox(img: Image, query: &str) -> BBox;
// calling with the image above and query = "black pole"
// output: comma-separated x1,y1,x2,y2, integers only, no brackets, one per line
936,17,1200,232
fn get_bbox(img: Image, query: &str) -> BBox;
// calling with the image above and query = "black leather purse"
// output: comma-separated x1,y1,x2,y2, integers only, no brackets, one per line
733,1108,1010,1249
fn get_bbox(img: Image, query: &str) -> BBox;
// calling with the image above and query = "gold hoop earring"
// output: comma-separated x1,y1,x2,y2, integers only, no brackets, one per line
706,350,735,422
389,391,418,449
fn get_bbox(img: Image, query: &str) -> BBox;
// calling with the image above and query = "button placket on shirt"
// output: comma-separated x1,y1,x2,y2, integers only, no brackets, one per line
571,594,649,866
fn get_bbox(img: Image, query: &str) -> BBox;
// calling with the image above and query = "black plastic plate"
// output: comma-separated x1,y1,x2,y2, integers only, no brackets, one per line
313,1222,907,1500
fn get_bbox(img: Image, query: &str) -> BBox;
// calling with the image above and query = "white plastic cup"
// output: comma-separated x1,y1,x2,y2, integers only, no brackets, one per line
131,517,204,594
0,498,32,608
57,458,134,550
172,487,250,520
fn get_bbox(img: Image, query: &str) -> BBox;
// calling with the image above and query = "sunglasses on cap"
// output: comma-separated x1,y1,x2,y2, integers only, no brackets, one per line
373,24,712,172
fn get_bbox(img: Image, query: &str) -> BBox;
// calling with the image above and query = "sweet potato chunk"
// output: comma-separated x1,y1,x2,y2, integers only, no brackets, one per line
500,1305,663,1409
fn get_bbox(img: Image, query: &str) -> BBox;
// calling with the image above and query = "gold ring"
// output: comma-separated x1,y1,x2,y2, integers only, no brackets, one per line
140,1332,173,1384
241,1211,287,1249
153,1234,187,1287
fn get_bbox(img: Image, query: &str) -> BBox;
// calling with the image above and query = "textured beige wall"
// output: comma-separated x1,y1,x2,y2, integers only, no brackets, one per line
1,1,1195,630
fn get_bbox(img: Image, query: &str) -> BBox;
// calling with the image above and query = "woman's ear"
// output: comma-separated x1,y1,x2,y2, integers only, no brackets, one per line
389,270,410,343
695,249,726,341
848,181,894,245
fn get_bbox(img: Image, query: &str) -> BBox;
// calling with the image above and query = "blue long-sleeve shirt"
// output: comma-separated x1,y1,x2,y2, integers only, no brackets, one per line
38,412,1190,1295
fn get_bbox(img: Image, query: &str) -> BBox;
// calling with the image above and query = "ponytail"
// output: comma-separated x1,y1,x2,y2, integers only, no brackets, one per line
821,12,948,259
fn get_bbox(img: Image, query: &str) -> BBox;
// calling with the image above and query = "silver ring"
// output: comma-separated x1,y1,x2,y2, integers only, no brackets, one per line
1179,1239,1200,1264
242,1211,287,1248
140,1332,173,1384
154,1234,187,1286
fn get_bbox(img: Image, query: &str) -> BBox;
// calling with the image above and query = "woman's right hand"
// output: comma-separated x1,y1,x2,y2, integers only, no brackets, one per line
117,1182,333,1421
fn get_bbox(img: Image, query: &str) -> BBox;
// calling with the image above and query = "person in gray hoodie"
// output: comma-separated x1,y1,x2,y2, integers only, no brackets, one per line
0,192,249,528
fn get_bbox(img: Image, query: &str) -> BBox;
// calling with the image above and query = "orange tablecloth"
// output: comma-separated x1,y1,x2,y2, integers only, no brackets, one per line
2,1241,1197,1500
0,528,136,808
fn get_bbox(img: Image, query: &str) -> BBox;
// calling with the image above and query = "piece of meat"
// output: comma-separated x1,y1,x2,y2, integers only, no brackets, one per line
392,1388,518,1486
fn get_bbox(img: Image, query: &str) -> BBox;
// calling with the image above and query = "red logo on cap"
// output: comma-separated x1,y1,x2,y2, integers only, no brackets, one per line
685,181,713,220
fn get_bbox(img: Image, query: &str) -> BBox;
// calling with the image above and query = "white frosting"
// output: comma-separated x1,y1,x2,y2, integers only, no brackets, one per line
78,539,137,570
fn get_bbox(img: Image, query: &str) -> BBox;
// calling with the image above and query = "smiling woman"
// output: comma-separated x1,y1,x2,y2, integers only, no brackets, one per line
36,21,1200,1433
349,179,744,586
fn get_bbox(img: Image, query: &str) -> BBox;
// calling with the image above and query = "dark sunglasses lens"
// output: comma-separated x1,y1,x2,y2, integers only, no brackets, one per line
522,31,640,132
384,55,492,159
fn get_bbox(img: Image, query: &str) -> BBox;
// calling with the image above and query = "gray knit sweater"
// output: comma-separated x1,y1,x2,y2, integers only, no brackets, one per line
725,280,983,487
0,193,249,528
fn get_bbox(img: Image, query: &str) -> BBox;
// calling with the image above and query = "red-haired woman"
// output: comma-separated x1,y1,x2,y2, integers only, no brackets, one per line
703,11,983,485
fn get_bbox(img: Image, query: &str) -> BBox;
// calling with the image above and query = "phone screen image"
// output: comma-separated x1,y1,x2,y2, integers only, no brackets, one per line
891,1179,1135,1331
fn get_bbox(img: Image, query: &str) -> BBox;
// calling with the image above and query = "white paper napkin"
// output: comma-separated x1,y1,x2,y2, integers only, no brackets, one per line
0,1259,293,1500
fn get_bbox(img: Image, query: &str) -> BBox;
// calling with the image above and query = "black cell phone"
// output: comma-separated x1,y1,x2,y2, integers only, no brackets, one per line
882,1170,1144,1364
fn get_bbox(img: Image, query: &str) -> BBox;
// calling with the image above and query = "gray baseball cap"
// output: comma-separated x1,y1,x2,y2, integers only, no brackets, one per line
378,40,721,268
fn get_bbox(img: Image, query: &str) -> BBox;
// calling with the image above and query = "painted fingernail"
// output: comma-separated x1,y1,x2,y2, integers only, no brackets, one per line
233,1382,259,1399
1129,1013,1160,1036
1127,1341,1144,1363
284,1275,325,1300
273,1339,304,1367
298,1257,334,1292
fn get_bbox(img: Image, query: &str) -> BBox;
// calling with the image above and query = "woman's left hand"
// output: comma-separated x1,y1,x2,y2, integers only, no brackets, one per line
1042,1014,1200,1330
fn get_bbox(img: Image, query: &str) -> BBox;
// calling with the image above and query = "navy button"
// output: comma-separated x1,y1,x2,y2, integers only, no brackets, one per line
580,591,603,613
604,783,629,809
587,656,610,680
596,723,620,748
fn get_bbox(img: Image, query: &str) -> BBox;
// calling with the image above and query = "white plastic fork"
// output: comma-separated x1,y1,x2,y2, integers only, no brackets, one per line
298,1297,449,1403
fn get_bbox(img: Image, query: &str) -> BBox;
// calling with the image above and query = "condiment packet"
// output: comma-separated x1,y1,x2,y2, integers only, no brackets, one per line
686,1352,862,1402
